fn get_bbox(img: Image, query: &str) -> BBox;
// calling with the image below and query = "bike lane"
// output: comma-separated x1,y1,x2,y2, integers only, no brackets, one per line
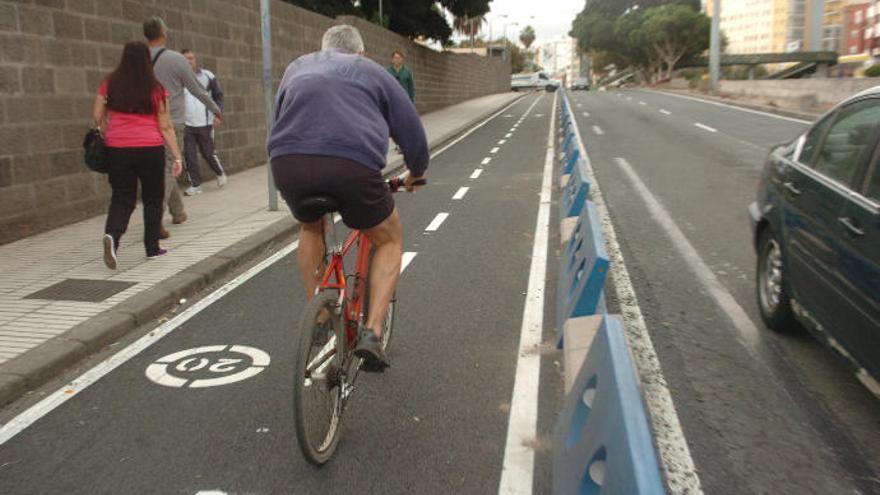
0,92,561,495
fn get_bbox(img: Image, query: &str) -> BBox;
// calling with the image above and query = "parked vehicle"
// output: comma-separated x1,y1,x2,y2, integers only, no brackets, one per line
570,78,591,91
749,85,880,388
511,72,560,92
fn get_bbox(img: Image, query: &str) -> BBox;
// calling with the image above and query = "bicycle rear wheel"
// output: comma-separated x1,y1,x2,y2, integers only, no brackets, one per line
293,291,345,465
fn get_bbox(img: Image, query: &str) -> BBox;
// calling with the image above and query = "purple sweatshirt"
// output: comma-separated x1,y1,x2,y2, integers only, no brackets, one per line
268,49,429,177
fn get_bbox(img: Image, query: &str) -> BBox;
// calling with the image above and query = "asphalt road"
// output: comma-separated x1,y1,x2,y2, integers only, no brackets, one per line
571,88,880,494
0,93,564,494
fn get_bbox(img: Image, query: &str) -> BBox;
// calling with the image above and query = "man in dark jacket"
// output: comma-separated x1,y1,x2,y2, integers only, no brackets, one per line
268,25,428,371
387,50,415,103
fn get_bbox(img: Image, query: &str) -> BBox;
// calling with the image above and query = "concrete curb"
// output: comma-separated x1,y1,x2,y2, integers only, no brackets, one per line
0,93,525,408
654,89,821,121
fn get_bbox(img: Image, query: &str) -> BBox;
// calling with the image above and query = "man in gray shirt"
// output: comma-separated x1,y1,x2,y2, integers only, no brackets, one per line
143,16,222,237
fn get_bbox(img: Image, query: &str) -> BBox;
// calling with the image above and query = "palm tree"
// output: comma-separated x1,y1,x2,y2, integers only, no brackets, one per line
453,14,485,47
519,25,536,50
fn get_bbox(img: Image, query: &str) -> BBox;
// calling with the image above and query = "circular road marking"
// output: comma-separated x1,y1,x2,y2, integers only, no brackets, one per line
145,345,270,388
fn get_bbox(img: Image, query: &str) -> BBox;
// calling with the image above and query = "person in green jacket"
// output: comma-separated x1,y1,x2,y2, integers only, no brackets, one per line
387,50,415,103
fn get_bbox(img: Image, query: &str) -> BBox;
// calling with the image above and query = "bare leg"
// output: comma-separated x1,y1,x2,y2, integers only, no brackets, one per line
363,208,402,337
297,219,325,299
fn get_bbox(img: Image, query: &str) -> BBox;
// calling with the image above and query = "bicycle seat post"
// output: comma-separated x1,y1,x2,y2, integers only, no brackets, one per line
327,213,341,253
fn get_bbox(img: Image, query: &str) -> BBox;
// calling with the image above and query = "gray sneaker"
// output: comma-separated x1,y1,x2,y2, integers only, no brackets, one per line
184,186,202,196
217,174,227,188
102,234,117,270
354,329,389,372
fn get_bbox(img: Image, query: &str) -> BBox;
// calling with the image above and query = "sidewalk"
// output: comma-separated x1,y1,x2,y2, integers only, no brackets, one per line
0,92,523,406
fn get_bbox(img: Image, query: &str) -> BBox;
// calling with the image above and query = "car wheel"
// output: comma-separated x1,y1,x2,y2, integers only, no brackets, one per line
545,85,555,92
756,228,799,332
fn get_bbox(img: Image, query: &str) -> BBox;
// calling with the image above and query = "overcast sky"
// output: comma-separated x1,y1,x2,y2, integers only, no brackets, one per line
450,0,586,46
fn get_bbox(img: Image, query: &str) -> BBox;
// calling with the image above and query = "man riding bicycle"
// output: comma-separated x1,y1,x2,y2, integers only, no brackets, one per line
268,25,429,371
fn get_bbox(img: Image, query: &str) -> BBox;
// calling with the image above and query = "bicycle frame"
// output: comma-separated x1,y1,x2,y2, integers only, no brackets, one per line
319,222,372,348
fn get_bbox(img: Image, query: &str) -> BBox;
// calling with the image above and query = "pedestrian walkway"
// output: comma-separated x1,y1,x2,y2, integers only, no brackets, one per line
0,92,521,402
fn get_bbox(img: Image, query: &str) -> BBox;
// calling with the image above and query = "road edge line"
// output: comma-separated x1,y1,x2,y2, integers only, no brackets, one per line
568,93,704,494
497,90,555,495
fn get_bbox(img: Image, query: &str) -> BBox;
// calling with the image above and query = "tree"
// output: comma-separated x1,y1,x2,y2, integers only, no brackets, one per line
519,25,536,50
641,4,710,78
284,0,494,44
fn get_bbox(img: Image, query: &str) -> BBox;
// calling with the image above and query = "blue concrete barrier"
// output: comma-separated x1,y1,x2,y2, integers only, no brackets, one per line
556,201,609,347
561,148,580,177
552,315,664,495
560,159,590,219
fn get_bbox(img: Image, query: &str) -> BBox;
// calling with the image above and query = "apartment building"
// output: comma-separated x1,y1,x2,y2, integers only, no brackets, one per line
704,0,806,53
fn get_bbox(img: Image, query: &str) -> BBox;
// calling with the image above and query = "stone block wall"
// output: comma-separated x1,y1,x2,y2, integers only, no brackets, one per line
0,0,510,244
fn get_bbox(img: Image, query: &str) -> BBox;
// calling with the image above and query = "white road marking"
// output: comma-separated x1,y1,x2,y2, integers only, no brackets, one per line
498,89,555,495
660,109,671,115
145,345,270,388
614,156,762,352
401,252,417,273
482,157,492,165
510,127,516,132
639,101,647,106
490,147,500,154
576,103,583,107
498,139,507,145
429,95,529,159
505,133,513,138
566,91,703,493
534,113,544,117
582,112,590,117
0,239,300,446
470,168,483,179
694,123,717,133
424,213,449,232
627,96,632,100
592,125,604,136
452,187,469,200
643,89,812,124
0,93,540,446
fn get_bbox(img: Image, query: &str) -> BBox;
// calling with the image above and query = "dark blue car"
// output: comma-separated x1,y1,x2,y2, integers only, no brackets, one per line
750,86,880,391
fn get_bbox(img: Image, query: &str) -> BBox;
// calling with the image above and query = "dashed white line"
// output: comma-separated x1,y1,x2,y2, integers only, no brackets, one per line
428,95,528,159
498,139,507,145
424,212,449,232
452,187,469,200
659,109,671,115
639,101,647,106
505,133,513,138
627,96,633,100
481,157,492,165
470,169,483,179
644,89,811,124
582,112,590,117
490,147,500,154
592,125,604,136
694,123,717,133
400,252,418,273
510,127,516,132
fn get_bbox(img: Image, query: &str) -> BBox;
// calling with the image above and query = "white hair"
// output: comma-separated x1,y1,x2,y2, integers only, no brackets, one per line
321,24,365,53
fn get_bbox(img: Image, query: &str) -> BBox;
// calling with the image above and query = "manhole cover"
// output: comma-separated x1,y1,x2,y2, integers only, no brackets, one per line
25,279,137,303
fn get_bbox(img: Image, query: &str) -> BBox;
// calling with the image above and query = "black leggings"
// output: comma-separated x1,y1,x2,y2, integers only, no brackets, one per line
105,146,165,256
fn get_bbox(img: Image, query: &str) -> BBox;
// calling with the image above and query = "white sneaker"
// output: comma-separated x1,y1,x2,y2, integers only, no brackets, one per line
102,234,117,270
184,186,202,196
217,174,227,188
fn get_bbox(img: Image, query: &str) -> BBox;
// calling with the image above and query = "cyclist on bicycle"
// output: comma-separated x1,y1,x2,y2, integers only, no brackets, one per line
268,25,428,371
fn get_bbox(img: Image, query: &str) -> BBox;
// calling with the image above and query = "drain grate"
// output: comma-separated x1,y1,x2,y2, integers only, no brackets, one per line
25,279,137,303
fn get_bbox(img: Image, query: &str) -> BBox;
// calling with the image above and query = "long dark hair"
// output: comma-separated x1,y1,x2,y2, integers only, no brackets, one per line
105,41,163,115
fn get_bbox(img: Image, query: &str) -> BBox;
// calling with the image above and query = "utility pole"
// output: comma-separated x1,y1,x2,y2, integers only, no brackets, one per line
260,0,277,211
709,0,721,92
379,0,383,26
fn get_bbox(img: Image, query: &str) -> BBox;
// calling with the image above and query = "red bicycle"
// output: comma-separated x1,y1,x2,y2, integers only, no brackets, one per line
293,177,425,465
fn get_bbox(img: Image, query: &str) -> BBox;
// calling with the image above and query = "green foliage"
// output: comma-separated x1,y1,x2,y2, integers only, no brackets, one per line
865,65,880,77
570,0,709,82
519,25,536,50
283,0,493,44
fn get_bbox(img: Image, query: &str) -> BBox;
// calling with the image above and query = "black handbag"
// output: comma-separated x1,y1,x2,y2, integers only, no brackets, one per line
83,128,108,173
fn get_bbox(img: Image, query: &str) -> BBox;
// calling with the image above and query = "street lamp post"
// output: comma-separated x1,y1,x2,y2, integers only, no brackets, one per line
488,14,508,57
503,22,518,61
709,0,721,91
259,0,277,211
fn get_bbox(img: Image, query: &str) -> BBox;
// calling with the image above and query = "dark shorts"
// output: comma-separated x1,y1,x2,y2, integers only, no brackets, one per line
271,154,394,230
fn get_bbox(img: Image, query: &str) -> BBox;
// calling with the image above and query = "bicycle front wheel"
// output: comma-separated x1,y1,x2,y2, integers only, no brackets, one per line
293,291,344,465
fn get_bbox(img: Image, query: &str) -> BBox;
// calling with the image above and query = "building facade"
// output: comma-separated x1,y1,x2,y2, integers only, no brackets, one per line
704,0,808,54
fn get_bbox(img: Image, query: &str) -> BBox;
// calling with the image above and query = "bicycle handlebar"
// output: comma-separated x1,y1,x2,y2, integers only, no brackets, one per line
387,177,427,192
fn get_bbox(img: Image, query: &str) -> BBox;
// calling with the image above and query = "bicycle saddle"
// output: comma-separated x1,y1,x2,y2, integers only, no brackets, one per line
295,196,340,222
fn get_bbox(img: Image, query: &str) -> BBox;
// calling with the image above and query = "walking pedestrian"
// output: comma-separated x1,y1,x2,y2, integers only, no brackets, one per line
143,16,223,238
92,41,183,269
181,48,227,196
387,50,415,103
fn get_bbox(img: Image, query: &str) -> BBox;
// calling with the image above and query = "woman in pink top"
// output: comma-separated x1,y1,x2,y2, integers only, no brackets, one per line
92,41,183,269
